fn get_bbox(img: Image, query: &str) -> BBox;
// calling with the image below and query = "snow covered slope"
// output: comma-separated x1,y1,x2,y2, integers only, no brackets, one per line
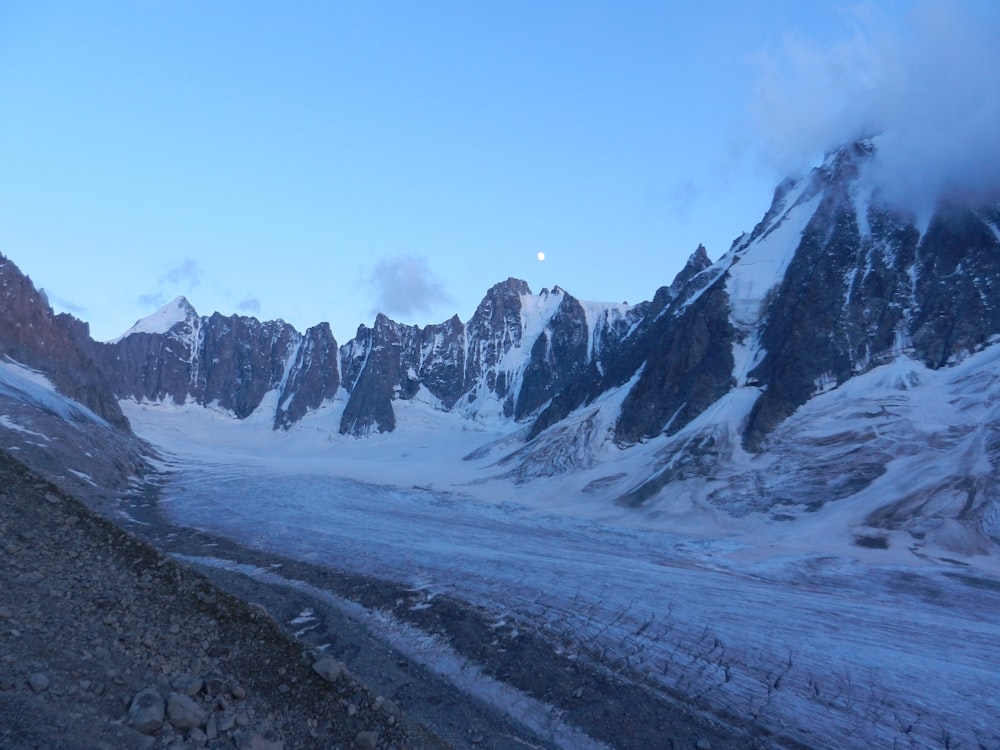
5,136,1000,748
0,357,146,506
122,364,1000,749
111,295,199,342
97,140,1000,560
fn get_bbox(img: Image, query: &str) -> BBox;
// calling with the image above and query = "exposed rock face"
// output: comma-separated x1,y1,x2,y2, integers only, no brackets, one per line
101,301,340,430
514,289,589,420
339,315,410,435
415,314,467,408
275,322,341,429
460,278,531,418
0,254,129,430
25,138,999,499
100,298,200,408
106,281,615,437
909,203,1000,366
197,313,298,419
336,280,633,435
614,282,734,444
526,244,720,443
741,143,1000,450
338,312,469,435
522,142,1000,468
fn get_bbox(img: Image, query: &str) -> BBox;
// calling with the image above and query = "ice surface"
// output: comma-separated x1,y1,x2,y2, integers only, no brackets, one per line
176,554,613,750
0,414,49,441
726,194,822,331
0,358,108,427
123,344,1000,749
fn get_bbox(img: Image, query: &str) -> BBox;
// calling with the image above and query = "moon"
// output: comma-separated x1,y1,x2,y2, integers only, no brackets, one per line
537,251,546,261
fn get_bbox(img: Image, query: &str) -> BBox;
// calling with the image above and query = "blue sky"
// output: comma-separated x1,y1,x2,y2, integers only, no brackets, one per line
1,1,996,342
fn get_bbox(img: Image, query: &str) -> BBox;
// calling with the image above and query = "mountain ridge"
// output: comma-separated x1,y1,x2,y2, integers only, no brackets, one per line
4,138,1000,750
2,138,1000,554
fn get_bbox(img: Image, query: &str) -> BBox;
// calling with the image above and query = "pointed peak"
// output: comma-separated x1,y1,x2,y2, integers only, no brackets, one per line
112,296,199,342
374,311,399,329
665,244,713,296
488,278,532,298
816,138,878,184
688,244,711,270
170,295,198,317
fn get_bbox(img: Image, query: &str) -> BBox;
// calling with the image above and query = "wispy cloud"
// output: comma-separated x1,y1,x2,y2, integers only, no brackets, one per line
751,1,1000,212
367,255,451,321
136,257,204,311
136,291,166,309
161,257,202,288
238,297,261,314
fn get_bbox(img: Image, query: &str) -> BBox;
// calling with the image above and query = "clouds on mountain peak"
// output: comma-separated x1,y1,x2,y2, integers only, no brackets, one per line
752,1,1000,213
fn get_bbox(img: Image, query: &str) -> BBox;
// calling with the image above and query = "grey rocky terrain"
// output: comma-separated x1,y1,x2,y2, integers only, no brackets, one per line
0,450,446,750
0,437,760,750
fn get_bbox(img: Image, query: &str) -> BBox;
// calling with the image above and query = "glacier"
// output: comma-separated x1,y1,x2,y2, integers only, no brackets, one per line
121,346,1000,749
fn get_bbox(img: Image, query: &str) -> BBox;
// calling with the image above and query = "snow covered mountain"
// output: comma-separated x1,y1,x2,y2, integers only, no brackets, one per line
100,297,341,430
501,139,1000,553
101,276,639,436
6,138,1000,554
4,139,1000,749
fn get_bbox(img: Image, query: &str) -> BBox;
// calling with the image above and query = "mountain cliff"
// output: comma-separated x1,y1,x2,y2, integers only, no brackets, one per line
98,300,340,431
494,139,1000,553
0,255,146,505
0,254,128,430
3,138,1000,552
77,142,1000,476
102,278,639,438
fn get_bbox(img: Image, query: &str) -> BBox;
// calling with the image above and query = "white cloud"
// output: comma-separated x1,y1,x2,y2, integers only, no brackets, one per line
751,1,1000,212
160,257,202,288
136,257,205,312
367,255,451,321
237,297,261,314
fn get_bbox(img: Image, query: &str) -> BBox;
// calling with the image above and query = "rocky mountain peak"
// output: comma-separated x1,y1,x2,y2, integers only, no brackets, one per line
113,295,200,342
489,277,532,297
667,244,712,294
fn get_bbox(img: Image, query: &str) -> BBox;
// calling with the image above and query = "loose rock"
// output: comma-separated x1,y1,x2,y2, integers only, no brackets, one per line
127,686,165,734
312,657,345,683
187,725,209,743
171,674,204,697
167,690,208,729
235,730,285,750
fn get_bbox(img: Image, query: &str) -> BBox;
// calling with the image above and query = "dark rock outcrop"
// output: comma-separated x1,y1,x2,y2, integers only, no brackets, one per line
526,245,721,443
0,254,129,430
514,288,589,420
339,315,410,435
461,278,532,417
909,203,1000,367
615,282,735,444
275,322,341,429
337,281,626,435
102,300,340,430
742,144,1000,450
